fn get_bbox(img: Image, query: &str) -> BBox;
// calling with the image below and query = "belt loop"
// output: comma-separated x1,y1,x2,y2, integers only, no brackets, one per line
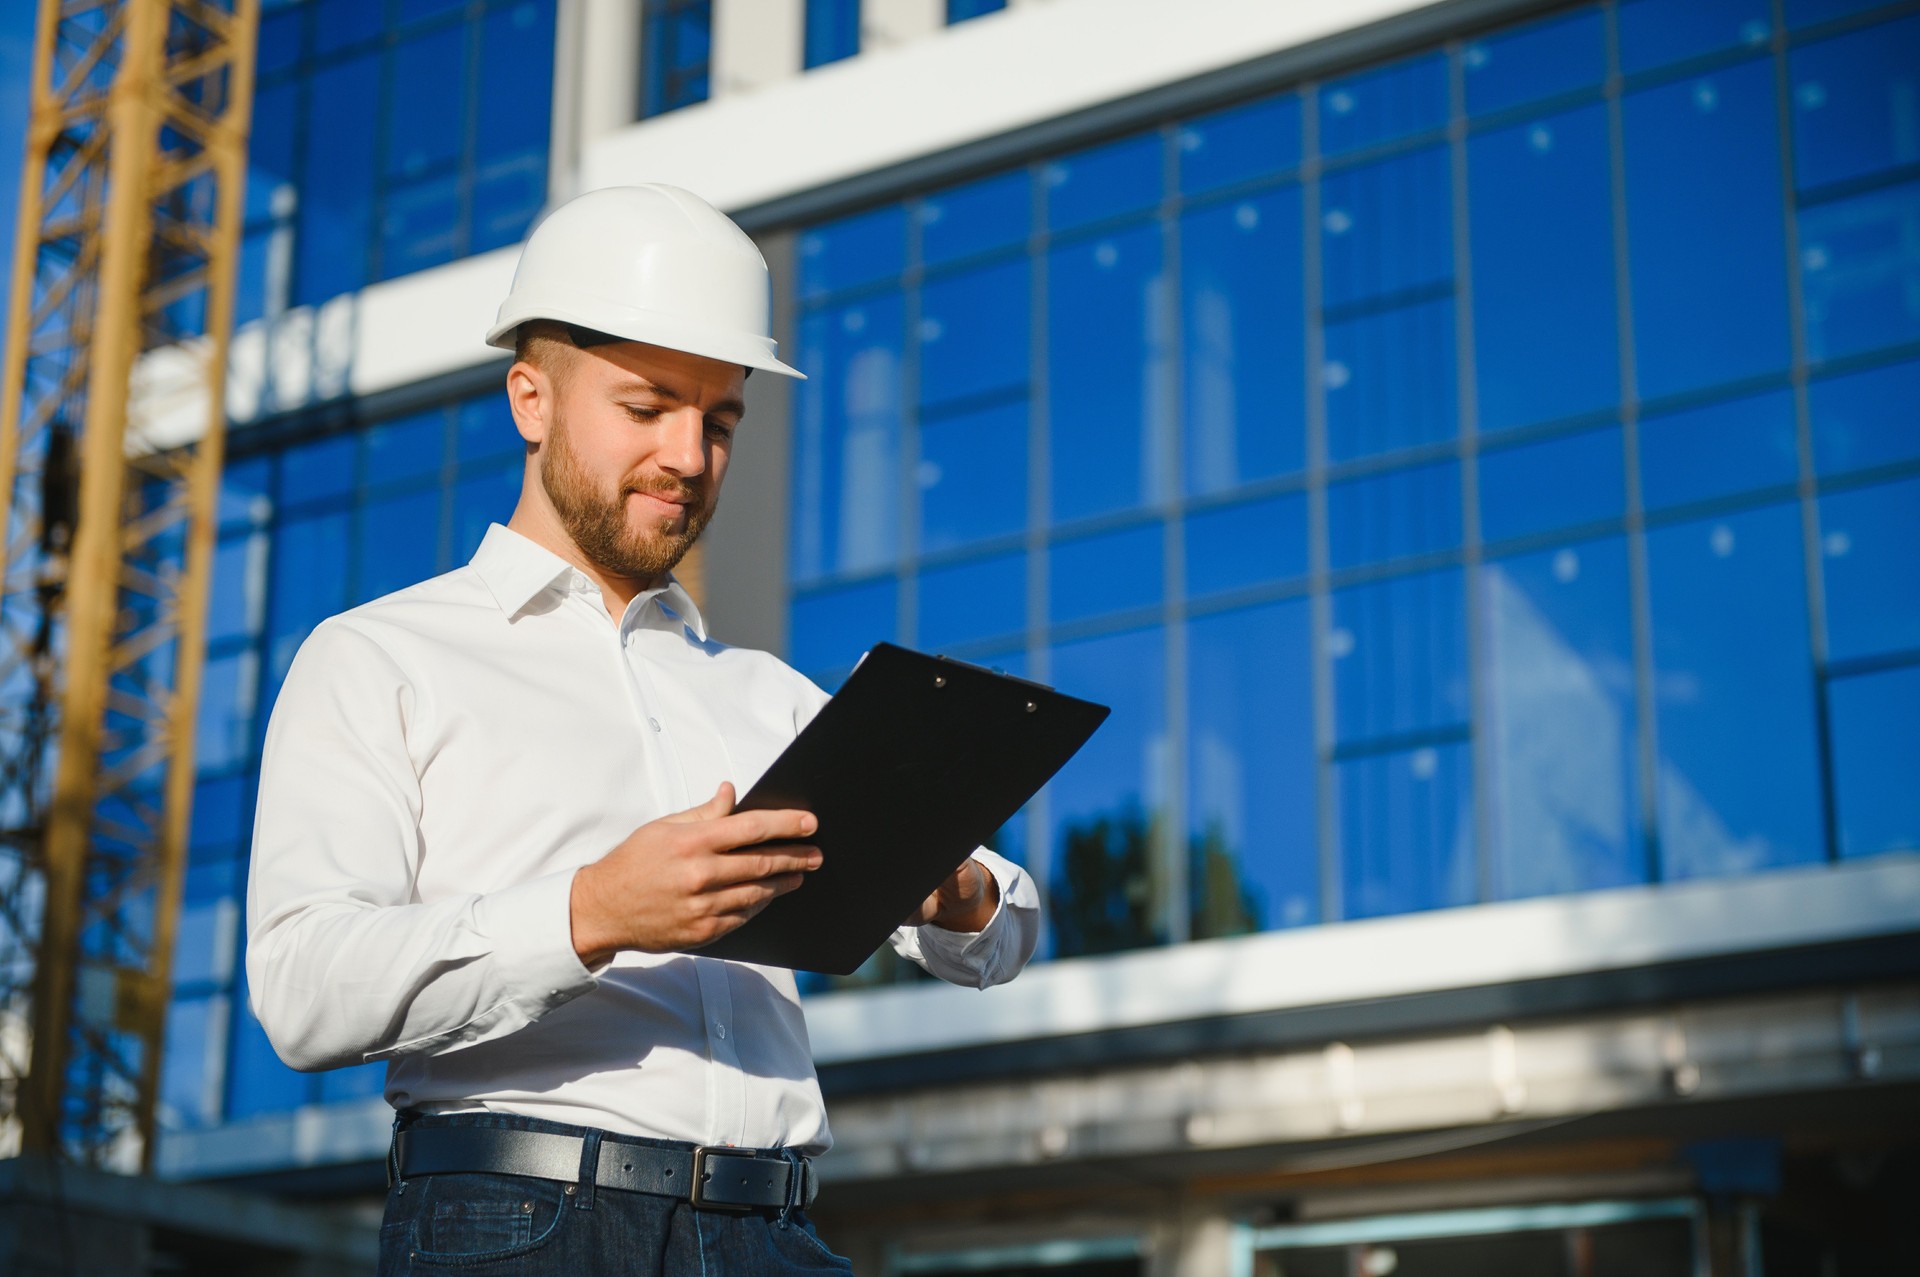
388,1107,418,1192
778,1149,803,1225
573,1128,603,1211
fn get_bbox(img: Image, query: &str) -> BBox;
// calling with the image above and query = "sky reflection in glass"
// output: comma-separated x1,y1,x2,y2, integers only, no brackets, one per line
1338,741,1474,920
1480,427,1625,544
1827,664,1920,860
1464,7,1605,117
1185,493,1308,599
1331,568,1470,743
1818,477,1920,664
1810,358,1920,476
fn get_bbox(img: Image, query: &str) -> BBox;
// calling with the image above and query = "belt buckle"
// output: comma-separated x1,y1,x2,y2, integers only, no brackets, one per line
689,1145,759,1212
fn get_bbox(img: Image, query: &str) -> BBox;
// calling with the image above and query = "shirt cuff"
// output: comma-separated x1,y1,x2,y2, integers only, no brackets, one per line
471,867,601,1012
911,851,1038,988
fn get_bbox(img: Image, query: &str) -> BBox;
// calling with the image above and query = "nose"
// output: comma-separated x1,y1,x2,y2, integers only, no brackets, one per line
655,405,708,479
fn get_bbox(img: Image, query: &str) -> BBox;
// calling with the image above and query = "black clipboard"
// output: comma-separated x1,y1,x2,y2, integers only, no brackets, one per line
695,643,1109,974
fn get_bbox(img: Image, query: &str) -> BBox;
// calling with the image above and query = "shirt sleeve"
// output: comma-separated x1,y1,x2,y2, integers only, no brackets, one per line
888,849,1040,990
245,619,598,1072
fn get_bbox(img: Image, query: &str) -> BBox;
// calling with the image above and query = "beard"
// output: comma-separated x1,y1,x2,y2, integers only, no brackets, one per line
540,414,716,583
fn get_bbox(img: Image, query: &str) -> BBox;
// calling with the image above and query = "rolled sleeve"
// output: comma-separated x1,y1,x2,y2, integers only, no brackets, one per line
891,849,1040,990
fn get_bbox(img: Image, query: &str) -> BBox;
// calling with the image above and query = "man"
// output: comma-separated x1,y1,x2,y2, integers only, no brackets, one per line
246,185,1040,1275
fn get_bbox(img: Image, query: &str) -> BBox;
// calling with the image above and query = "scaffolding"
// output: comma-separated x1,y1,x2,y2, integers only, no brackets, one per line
0,0,255,1168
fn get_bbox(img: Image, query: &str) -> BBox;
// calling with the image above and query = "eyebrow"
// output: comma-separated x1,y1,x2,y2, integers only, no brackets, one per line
609,377,746,420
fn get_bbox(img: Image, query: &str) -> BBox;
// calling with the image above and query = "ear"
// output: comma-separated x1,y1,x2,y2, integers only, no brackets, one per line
505,359,553,445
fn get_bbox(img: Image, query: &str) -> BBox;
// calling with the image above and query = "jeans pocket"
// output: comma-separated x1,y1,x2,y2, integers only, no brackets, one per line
408,1175,568,1266
767,1213,855,1273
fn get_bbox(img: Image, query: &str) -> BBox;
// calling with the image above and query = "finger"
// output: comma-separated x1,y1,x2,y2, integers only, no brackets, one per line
705,875,807,918
698,807,819,851
664,782,736,825
700,846,822,888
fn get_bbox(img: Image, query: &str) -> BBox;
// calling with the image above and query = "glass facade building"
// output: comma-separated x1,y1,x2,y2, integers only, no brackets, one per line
786,0,1920,975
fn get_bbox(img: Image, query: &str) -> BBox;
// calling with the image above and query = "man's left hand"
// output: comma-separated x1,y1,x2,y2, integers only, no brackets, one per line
903,858,999,932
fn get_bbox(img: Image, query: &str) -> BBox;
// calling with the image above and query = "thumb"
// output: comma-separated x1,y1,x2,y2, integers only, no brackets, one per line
665,781,735,824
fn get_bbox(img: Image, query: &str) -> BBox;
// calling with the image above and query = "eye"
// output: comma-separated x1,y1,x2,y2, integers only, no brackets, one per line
704,418,738,441
624,405,662,423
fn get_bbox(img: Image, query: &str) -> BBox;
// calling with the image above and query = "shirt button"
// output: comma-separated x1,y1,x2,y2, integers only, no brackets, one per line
648,717,662,732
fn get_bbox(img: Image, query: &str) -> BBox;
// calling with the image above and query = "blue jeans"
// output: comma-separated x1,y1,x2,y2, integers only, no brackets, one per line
378,1113,854,1275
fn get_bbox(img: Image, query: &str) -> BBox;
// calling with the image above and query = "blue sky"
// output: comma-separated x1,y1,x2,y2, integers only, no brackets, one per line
1,6,36,309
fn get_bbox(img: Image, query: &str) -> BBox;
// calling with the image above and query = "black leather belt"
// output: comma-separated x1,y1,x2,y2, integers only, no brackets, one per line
394,1126,816,1212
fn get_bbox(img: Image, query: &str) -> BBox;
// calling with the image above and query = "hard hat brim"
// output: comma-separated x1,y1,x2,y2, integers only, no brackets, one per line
486,298,806,380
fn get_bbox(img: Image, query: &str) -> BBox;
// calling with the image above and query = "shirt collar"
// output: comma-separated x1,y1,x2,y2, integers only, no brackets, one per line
469,523,709,642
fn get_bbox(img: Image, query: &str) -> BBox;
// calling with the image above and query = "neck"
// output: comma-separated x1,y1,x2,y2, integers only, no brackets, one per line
506,500,657,618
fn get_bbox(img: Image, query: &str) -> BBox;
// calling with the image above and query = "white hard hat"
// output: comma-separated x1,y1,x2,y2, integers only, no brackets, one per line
486,184,804,379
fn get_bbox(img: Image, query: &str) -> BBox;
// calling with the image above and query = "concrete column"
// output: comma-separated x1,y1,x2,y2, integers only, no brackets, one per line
1147,1201,1238,1277
713,0,804,98
863,0,943,51
573,0,644,155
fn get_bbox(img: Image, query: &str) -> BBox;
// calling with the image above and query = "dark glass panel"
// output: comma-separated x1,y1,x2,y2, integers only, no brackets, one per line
1481,539,1645,898
791,293,905,581
471,151,550,253
1785,0,1887,27
1328,459,1462,569
355,487,444,602
1050,523,1162,625
1180,188,1305,494
235,227,273,326
219,457,274,529
1323,297,1457,461
1788,16,1920,191
162,995,223,1127
1177,93,1301,194
1320,145,1451,309
1623,60,1791,400
1184,492,1308,599
919,257,1029,408
294,53,379,306
256,6,304,76
265,510,350,699
920,170,1029,266
225,996,312,1118
789,576,897,676
1639,389,1798,511
1318,53,1447,157
189,775,249,855
451,462,521,563
917,551,1024,652
1618,0,1773,73
399,0,466,22
1463,7,1605,118
1647,505,1823,879
918,400,1026,554
197,651,259,774
315,0,382,55
365,410,447,488
642,0,712,117
1047,627,1167,958
1480,426,1625,543
1187,600,1318,936
1045,133,1161,233
207,533,267,644
246,81,298,224
798,205,907,301
1048,224,1170,522
456,394,527,465
1819,476,1920,662
173,897,235,989
947,0,1007,20
1331,568,1470,743
804,0,860,68
1337,740,1474,919
1799,180,1920,360
1828,663,1920,859
277,434,356,507
1810,357,1920,475
1469,104,1620,432
475,1,557,163
387,25,467,180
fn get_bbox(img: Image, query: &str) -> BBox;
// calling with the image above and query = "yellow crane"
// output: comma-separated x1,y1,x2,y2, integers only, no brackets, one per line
0,0,255,1168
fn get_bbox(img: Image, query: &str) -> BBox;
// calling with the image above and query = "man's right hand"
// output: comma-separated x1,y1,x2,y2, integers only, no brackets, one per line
568,782,820,966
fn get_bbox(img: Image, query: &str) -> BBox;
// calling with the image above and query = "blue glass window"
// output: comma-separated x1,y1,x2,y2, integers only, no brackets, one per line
266,511,350,694
1180,188,1305,495
226,998,311,1118
1469,104,1620,432
218,457,274,530
1047,627,1167,957
189,775,250,857
1828,663,1920,859
1819,476,1920,663
1187,600,1318,935
1623,63,1791,402
207,535,268,645
1321,145,1452,309
162,996,224,1127
1784,0,1887,27
1177,93,1302,195
1318,53,1447,157
452,463,521,562
947,0,1005,20
294,54,378,305
316,0,383,54
1810,358,1920,476
1323,297,1457,462
1331,568,1470,744
320,1061,387,1103
1799,180,1920,361
366,411,447,488
918,551,1024,652
1788,16,1920,192
642,0,711,117
1048,225,1170,523
356,487,444,601
789,576,897,678
791,294,905,581
472,2,557,254
919,258,1029,408
805,0,860,68
1463,7,1605,118
1639,389,1798,511
919,400,1027,554
1050,523,1163,625
920,171,1030,267
798,206,908,302
381,175,462,276
1185,492,1309,599
278,434,357,507
257,7,304,75
1337,741,1475,920
457,395,527,466
1647,506,1823,878
1481,539,1644,898
1328,460,1462,569
1480,427,1624,543
1045,134,1161,233
387,27,466,180
197,652,259,773
247,81,298,225
1618,0,1773,74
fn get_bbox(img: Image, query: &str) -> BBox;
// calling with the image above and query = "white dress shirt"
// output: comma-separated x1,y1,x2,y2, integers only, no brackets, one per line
246,524,1039,1154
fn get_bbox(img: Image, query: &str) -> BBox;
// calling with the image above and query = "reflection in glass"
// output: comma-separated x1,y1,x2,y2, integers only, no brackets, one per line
1799,180,1920,360
295,54,379,305
919,400,1027,553
1647,506,1823,879
226,997,311,1118
1618,0,1772,73
266,511,350,696
1639,390,1797,511
1331,568,1469,743
1482,540,1644,898
1464,8,1604,117
1323,298,1457,461
161,996,224,1127
208,534,269,645
920,170,1029,266
1178,93,1301,194
797,205,907,301
1184,492,1308,599
1787,15,1920,191
1480,427,1624,543
1818,476,1920,663
1045,133,1161,232
366,410,446,487
1469,104,1619,432
1338,741,1474,919
919,258,1030,408
1180,189,1305,494
1328,460,1462,568
789,576,897,678
457,394,526,465
387,26,465,178
1050,523,1163,624
1623,61,1790,400
197,652,260,774
356,487,443,601
791,294,905,581
452,463,520,563
1187,601,1317,936
1810,357,1920,475
279,434,357,508
917,551,1024,652
1321,145,1451,309
1318,53,1447,156
1048,628,1167,958
1828,664,1920,859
